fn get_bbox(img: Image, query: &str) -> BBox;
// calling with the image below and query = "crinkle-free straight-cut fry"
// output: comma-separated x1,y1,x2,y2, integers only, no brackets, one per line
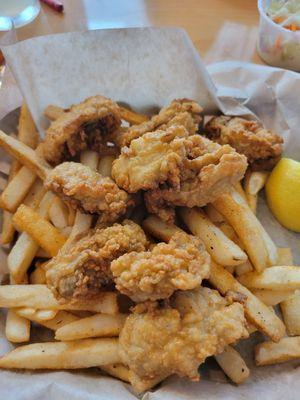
243,170,269,196
238,266,300,290
215,346,250,384
280,291,300,336
0,285,118,314
252,289,295,306
13,204,67,257
255,337,300,366
1,166,36,212
142,215,182,242
180,207,247,266
0,338,121,370
5,309,30,343
8,232,39,284
213,189,277,272
8,190,54,283
55,313,127,341
48,196,69,229
18,103,39,149
16,308,80,330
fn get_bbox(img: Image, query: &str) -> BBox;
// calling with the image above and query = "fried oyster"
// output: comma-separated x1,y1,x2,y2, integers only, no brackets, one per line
41,95,121,165
44,161,133,223
111,232,210,302
119,287,248,392
113,98,203,148
204,116,283,170
46,220,149,300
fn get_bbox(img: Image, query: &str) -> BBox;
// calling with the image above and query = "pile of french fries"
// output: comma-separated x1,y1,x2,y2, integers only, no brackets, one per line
0,103,299,392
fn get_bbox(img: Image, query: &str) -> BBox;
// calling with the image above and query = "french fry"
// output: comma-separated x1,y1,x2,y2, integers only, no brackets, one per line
44,104,65,121
18,103,39,149
277,247,294,265
129,371,169,394
1,166,36,212
235,260,253,276
180,208,247,266
209,262,285,342
215,346,250,384
0,285,118,314
8,191,53,283
80,150,99,171
98,155,115,177
48,197,69,229
8,232,39,284
16,309,80,330
55,313,127,341
218,221,239,242
142,215,182,242
13,204,67,257
204,204,225,223
243,170,269,196
255,337,300,366
252,289,295,306
234,182,248,204
1,211,15,245
38,191,56,218
0,132,50,180
100,364,130,383
243,171,268,213
5,309,30,343
35,309,58,320
213,190,277,272
30,265,46,284
246,193,257,214
1,156,20,244
119,106,149,125
0,338,121,369
280,292,300,336
238,266,300,290
15,307,58,321
63,210,92,250
22,179,45,209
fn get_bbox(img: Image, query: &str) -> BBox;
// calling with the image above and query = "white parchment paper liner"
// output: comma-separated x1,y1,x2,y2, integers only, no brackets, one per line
0,28,300,399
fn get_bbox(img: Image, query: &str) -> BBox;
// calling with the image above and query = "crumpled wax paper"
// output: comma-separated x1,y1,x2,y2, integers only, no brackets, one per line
0,28,300,400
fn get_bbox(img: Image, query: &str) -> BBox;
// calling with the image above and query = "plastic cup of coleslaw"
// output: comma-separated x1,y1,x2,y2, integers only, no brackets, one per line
257,0,300,71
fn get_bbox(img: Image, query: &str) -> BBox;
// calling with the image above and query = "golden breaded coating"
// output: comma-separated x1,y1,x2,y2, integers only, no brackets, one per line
42,95,121,165
144,136,248,222
44,162,132,223
111,232,210,302
46,220,149,300
112,126,189,193
205,116,283,170
114,98,202,147
119,287,248,390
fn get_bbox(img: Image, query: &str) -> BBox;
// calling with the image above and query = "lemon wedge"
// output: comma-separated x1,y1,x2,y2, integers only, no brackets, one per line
266,158,300,232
